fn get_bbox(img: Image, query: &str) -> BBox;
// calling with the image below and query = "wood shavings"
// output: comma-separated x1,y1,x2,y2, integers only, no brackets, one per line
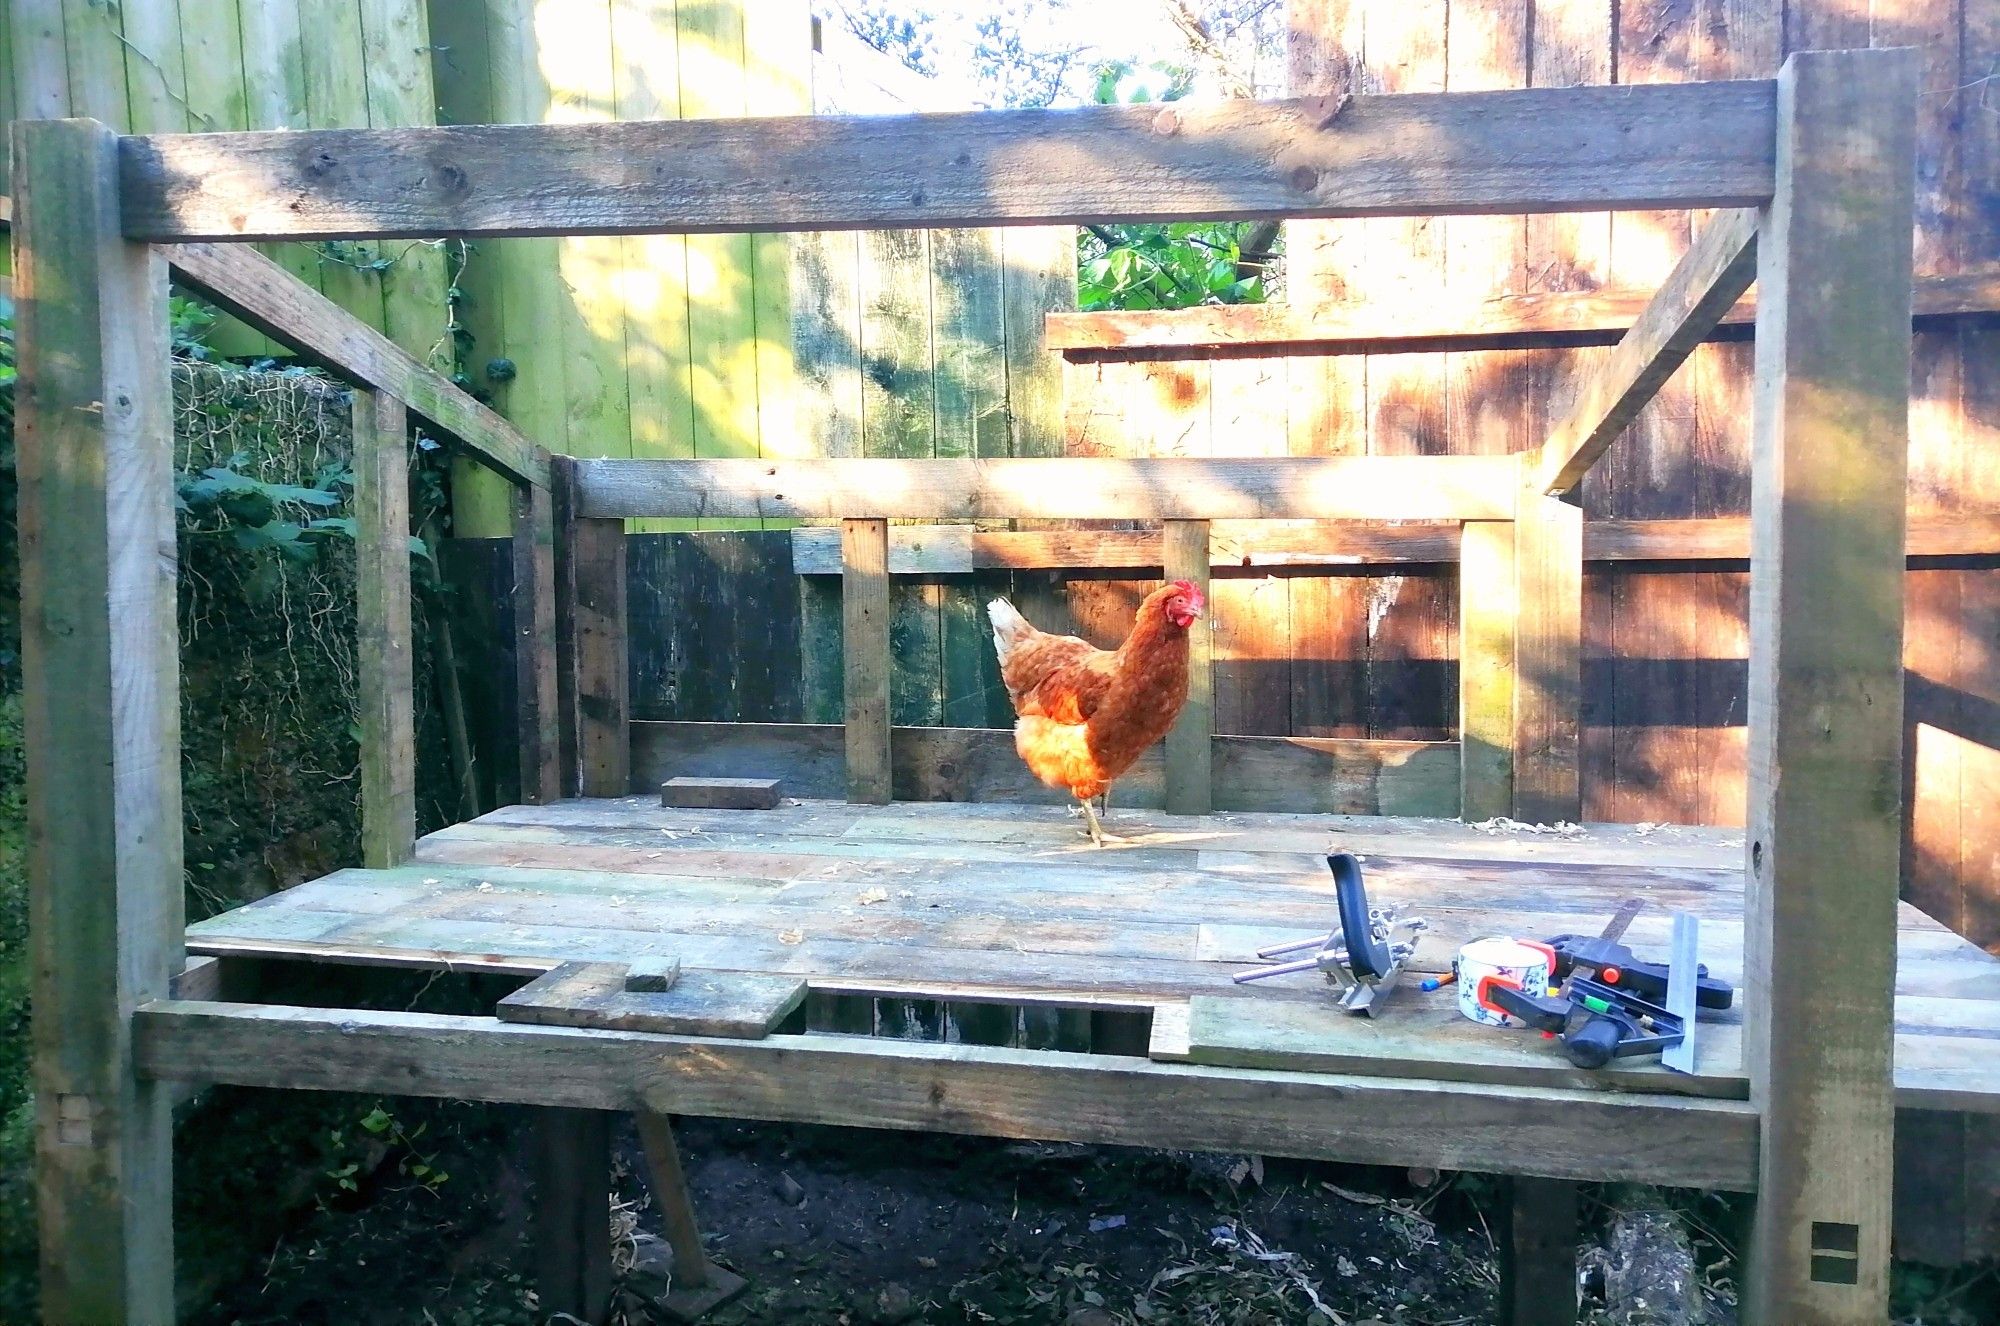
857,887,890,905
777,928,804,945
1468,816,1585,838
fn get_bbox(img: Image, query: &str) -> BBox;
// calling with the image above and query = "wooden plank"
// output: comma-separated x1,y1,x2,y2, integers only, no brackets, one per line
629,721,1460,818
1742,48,1919,1325
119,80,1780,240
164,240,548,486
557,458,630,797
1163,520,1212,815
356,389,416,868
1515,486,1583,822
12,116,181,1326
1532,209,1760,496
135,1000,1765,1191
573,454,1521,521
497,961,806,1038
1184,996,1745,1099
534,1108,612,1326
358,0,449,365
842,519,892,803
1042,267,2000,355
513,474,561,803
1460,520,1518,819
660,777,782,811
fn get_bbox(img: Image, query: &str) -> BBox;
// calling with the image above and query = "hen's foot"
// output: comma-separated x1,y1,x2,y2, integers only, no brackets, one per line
1078,796,1107,848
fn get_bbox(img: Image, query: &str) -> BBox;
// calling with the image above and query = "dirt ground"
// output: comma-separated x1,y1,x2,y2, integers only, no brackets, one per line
184,1094,1994,1326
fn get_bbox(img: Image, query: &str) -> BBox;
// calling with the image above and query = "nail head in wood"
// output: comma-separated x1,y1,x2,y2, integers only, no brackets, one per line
660,776,782,811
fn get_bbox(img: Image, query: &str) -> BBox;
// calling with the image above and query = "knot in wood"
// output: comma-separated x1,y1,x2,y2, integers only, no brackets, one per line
1289,165,1321,194
1152,108,1182,137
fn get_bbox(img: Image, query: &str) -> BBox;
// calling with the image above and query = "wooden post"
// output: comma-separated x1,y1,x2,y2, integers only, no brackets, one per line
556,459,629,798
1497,1176,1579,1326
1742,48,1918,1324
355,388,415,866
1513,469,1583,823
13,116,182,1324
1459,519,1518,820
632,1111,746,1314
1162,519,1212,815
534,1108,612,1326
842,517,892,803
512,470,560,804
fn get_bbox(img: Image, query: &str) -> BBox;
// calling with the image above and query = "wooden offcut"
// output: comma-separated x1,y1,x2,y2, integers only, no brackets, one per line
842,519,892,804
118,81,1778,241
623,957,683,994
1532,208,1761,496
355,389,416,869
497,962,807,1039
574,455,1521,522
660,776,782,811
12,117,181,1325
1741,49,1919,1323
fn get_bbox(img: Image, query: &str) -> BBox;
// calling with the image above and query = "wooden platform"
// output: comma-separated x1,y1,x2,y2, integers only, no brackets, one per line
178,798,2000,1123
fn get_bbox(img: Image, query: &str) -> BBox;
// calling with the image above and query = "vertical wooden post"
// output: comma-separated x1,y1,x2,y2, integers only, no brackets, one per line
1743,48,1918,1324
555,459,629,798
13,116,181,1324
1459,519,1518,820
1513,465,1583,824
512,468,560,804
355,388,415,867
534,1108,612,1326
1162,519,1212,815
842,517,892,803
1497,1176,1579,1326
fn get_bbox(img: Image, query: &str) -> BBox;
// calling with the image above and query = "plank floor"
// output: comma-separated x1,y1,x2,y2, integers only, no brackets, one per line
187,797,2000,1111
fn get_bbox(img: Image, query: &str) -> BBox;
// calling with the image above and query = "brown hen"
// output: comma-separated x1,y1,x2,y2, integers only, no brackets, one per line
987,579,1206,844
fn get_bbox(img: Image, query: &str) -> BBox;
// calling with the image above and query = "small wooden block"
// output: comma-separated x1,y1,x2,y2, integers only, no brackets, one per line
497,962,806,1039
625,956,682,993
660,776,782,810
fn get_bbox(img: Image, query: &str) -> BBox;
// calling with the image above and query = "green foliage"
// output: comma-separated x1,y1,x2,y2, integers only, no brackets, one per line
1073,64,1278,312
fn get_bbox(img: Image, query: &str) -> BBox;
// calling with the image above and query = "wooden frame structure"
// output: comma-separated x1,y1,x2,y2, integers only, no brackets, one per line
10,49,1926,1324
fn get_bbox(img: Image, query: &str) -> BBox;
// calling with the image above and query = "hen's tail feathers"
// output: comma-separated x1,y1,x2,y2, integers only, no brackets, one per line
987,597,1033,666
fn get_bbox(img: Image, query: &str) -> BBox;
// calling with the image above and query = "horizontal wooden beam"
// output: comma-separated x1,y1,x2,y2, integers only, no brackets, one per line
572,456,1520,522
133,1000,1764,1190
114,82,1776,241
1044,267,2000,357
165,241,548,488
786,514,2000,575
1532,208,1761,497
630,721,1460,817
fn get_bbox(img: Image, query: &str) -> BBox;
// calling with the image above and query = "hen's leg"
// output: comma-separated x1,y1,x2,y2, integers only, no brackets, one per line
1078,796,1106,848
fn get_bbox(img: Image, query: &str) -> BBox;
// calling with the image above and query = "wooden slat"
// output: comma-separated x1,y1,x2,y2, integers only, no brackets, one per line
163,240,547,487
789,514,2000,575
629,721,1461,818
1163,520,1212,815
1515,486,1583,822
12,116,181,1325
134,1000,1764,1191
574,455,1521,521
1742,49,1919,1323
556,457,629,798
497,962,807,1039
1531,208,1761,496
356,390,416,868
117,81,1779,241
843,519,892,804
512,473,560,804
1459,520,1517,819
1042,267,2000,355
